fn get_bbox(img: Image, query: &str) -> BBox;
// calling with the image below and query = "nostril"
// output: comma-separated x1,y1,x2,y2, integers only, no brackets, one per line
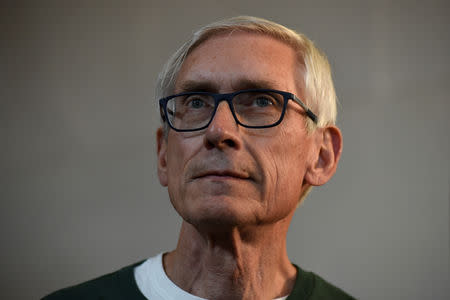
223,138,236,148
204,136,237,149
204,138,215,149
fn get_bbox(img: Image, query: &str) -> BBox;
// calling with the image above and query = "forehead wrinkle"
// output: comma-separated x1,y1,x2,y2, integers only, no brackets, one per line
176,32,305,95
230,78,283,92
176,77,287,94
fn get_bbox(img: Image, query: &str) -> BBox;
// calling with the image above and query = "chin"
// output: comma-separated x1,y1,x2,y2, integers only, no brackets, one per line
176,195,258,230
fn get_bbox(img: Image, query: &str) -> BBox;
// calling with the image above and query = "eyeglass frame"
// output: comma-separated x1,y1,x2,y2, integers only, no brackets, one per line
159,88,318,132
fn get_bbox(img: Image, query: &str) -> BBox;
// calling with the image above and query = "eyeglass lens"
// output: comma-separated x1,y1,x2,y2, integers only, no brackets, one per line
166,91,285,130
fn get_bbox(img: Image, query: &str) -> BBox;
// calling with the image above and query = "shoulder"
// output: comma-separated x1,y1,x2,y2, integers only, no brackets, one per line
288,265,356,300
41,260,146,300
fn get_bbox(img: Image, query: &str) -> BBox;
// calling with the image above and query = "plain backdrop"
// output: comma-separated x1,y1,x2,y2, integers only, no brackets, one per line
1,0,449,299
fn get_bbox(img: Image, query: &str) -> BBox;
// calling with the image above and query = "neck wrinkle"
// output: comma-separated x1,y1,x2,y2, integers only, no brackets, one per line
164,215,297,300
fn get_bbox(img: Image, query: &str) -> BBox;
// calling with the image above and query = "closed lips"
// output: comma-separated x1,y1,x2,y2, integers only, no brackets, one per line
194,170,249,179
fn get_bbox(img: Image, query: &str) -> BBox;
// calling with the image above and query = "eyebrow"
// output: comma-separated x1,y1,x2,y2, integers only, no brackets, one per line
176,78,282,94
176,80,218,93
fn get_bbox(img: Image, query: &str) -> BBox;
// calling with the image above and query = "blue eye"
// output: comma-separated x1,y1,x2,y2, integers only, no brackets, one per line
255,97,272,107
190,98,204,108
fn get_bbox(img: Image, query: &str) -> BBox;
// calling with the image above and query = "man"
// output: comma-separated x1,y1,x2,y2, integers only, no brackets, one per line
43,16,352,299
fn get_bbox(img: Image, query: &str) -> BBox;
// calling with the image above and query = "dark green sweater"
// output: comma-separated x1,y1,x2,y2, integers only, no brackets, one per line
42,262,354,300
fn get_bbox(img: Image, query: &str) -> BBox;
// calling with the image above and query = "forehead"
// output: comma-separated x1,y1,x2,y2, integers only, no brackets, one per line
175,32,304,95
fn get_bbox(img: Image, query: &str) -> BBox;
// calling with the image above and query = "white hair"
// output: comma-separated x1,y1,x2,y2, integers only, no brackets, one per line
156,16,338,132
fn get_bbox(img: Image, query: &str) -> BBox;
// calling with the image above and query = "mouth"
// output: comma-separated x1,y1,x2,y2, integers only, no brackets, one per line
193,170,250,180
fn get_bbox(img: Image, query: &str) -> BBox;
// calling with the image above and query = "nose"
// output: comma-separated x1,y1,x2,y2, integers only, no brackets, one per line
204,100,241,150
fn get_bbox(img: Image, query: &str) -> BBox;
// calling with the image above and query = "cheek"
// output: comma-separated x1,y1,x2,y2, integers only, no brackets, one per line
165,136,195,200
274,127,309,169
166,133,201,178
261,129,311,207
165,134,208,214
166,146,184,185
166,148,184,212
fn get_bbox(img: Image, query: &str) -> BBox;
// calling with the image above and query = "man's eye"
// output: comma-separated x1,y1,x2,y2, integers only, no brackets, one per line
254,96,273,107
186,98,205,108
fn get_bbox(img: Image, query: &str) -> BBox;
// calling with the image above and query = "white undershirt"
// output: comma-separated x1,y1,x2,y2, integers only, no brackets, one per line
134,253,289,300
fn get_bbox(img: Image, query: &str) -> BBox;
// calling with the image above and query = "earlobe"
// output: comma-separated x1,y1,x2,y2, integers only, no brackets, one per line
305,126,343,186
156,127,168,187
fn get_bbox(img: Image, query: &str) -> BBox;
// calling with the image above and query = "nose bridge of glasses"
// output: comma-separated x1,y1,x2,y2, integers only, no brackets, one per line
214,92,234,107
210,94,237,125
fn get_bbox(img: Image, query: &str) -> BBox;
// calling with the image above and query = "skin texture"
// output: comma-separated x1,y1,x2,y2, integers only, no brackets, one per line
156,32,342,300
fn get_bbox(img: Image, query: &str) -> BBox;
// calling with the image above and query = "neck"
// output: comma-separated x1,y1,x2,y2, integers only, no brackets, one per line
163,215,297,300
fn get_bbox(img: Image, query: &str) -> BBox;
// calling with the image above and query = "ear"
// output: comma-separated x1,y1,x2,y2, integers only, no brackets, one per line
156,127,168,187
304,126,343,186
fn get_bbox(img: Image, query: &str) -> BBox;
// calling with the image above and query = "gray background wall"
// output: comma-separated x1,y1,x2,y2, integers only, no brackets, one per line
1,0,449,299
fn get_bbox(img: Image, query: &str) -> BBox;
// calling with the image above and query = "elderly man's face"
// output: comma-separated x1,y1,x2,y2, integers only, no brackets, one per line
157,32,319,229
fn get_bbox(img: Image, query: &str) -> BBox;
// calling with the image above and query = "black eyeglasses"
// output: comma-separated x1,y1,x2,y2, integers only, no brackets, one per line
159,89,317,132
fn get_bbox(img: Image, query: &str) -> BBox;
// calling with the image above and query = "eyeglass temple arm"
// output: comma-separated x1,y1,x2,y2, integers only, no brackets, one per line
292,95,318,124
160,103,176,121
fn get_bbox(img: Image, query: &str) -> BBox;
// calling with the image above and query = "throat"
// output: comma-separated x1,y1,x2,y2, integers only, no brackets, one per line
163,222,296,300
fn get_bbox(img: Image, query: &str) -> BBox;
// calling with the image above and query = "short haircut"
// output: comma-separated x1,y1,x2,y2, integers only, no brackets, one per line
156,16,338,132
